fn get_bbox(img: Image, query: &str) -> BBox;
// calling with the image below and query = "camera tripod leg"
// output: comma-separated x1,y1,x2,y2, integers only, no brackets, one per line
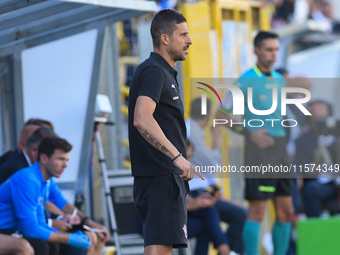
96,131,122,255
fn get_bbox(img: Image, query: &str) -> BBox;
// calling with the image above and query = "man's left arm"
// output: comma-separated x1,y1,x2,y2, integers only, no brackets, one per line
62,202,110,242
49,179,107,235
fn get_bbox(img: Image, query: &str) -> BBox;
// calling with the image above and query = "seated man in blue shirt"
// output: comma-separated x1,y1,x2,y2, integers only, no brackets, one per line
0,136,91,254
0,125,110,255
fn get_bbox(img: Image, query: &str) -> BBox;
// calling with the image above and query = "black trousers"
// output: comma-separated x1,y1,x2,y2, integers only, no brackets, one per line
59,244,87,255
0,230,59,255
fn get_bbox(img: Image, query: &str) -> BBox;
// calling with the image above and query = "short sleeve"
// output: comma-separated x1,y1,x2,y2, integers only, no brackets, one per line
137,65,166,104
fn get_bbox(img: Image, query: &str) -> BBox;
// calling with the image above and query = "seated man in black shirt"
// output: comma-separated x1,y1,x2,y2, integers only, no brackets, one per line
0,124,39,167
0,118,53,168
296,99,339,217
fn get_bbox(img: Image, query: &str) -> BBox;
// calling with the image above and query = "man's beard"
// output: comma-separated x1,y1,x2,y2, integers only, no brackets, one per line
169,45,188,61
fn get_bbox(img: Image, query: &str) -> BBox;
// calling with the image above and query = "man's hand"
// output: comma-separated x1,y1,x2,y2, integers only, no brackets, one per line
297,177,304,190
95,225,110,243
62,214,81,224
52,219,72,232
211,125,222,149
249,129,274,149
174,156,205,181
195,193,217,208
67,231,91,250
84,218,110,243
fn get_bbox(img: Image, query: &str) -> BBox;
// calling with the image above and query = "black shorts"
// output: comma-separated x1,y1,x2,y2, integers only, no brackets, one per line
133,173,189,248
244,137,293,200
245,178,293,200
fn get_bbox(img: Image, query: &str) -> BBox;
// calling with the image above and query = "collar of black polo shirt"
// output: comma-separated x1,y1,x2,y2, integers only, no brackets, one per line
149,52,178,77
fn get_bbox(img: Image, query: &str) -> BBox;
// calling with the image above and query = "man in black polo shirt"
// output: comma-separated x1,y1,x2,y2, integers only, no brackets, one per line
128,9,205,255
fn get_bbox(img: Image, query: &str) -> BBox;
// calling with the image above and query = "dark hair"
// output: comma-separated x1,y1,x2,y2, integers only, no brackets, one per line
186,139,192,149
185,139,194,158
38,137,72,162
150,9,186,48
308,99,333,116
190,97,212,120
254,31,279,48
186,137,195,148
275,68,288,76
26,127,56,149
24,118,54,130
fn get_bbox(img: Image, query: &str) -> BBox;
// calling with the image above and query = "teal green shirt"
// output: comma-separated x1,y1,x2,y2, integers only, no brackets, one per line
220,66,286,137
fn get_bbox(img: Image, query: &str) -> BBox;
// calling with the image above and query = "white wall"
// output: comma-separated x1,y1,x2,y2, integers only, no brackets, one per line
21,29,98,202
329,0,340,21
287,40,340,118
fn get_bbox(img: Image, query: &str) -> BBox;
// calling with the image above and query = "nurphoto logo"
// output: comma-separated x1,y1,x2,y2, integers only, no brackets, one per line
197,82,311,116
196,82,312,128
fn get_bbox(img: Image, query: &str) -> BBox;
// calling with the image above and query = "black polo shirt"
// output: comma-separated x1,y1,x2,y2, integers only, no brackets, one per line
128,52,187,177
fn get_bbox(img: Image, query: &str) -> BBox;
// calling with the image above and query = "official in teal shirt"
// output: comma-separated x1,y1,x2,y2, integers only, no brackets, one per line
216,31,293,255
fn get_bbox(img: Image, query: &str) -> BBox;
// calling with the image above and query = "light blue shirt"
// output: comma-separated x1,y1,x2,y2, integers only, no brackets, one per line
219,66,286,137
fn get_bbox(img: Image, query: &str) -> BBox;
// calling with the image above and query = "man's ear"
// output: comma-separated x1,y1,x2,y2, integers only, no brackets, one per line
254,45,262,56
18,141,25,151
160,34,170,46
31,146,38,158
205,113,212,122
40,153,48,164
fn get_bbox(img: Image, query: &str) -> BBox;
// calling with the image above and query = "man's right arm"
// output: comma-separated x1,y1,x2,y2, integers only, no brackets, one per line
134,96,180,162
48,232,69,243
49,231,91,250
186,193,216,211
46,201,64,216
216,108,274,149
134,96,204,181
